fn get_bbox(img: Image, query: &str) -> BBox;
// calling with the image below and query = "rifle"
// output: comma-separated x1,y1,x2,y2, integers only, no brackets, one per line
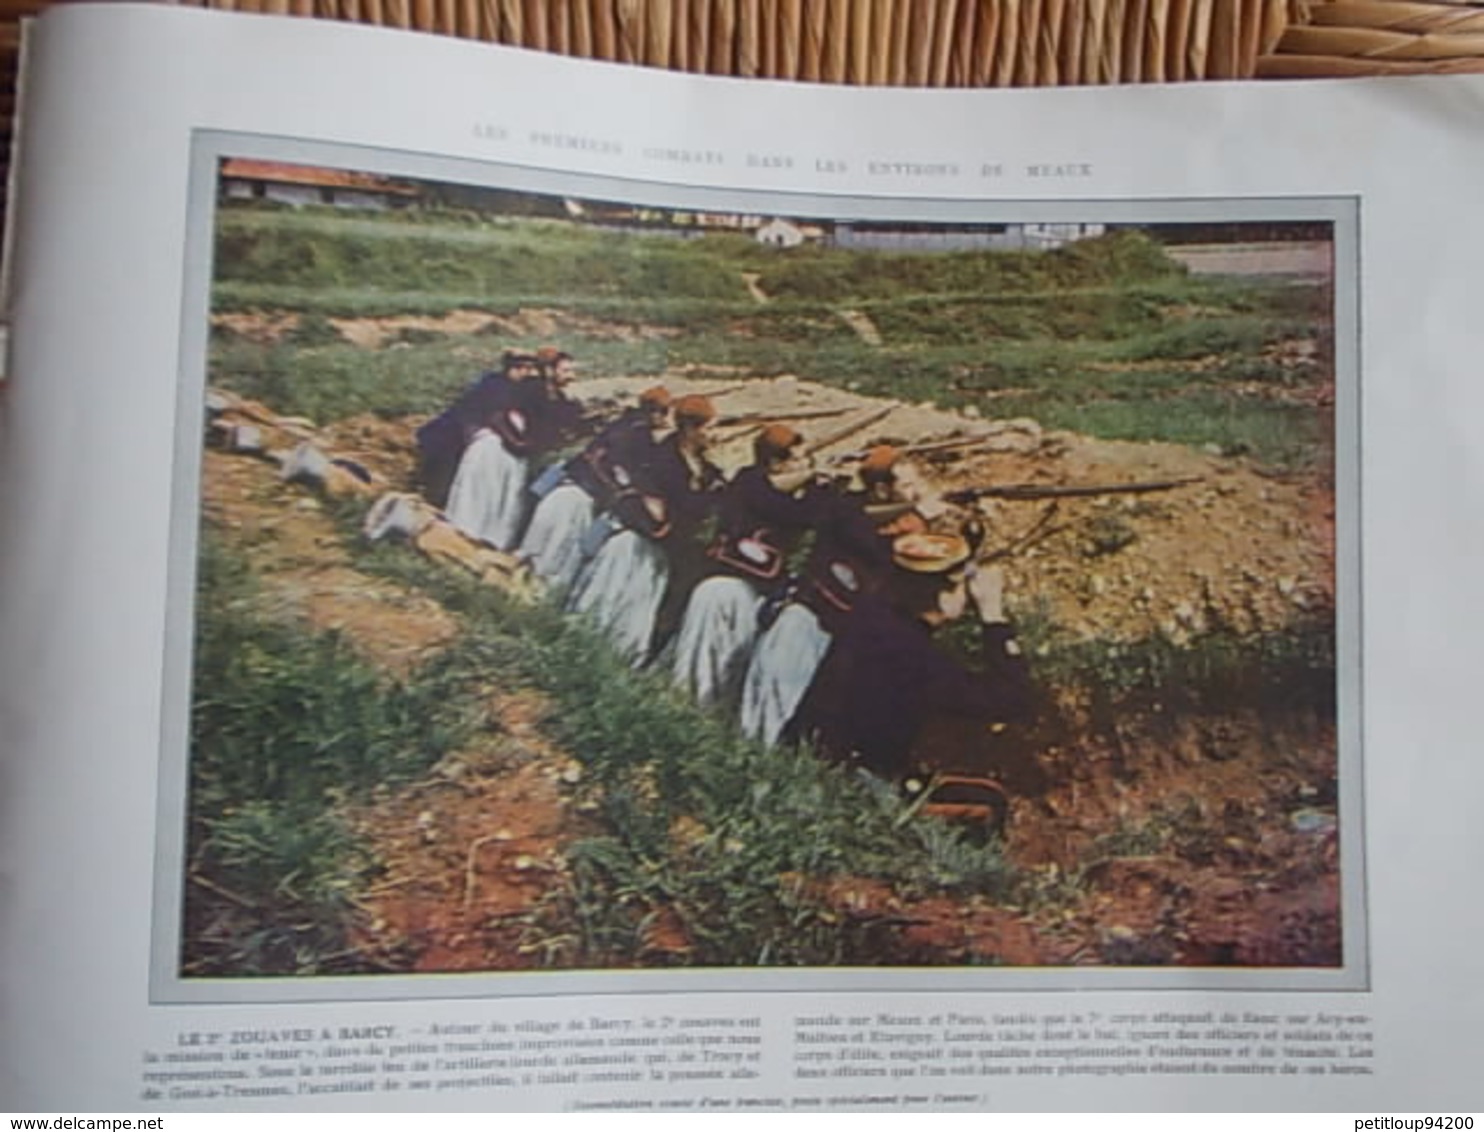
692,382,750,400
944,475,1202,505
827,429,1002,467
714,405,856,428
804,403,897,457
717,402,897,458
899,434,997,459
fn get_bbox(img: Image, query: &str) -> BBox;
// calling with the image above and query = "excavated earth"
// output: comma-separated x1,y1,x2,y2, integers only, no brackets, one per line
200,363,1339,971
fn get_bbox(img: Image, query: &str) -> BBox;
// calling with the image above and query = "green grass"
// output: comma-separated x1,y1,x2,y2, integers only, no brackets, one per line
212,282,758,323
209,205,1332,470
755,229,1184,301
188,519,1023,972
211,313,1328,469
215,210,757,302
188,801,374,976
1010,600,1336,721
995,389,1327,470
183,536,480,975
214,211,1182,307
209,337,491,423
348,541,1017,967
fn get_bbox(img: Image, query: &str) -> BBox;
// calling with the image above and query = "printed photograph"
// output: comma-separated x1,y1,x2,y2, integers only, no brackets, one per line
181,157,1341,977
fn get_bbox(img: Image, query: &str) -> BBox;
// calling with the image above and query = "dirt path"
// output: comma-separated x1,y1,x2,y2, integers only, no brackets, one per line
212,307,684,349
837,307,884,346
202,449,455,673
1165,241,1331,279
741,271,770,304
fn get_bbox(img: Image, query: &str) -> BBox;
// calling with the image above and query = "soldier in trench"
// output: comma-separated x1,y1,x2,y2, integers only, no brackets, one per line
788,536,1036,824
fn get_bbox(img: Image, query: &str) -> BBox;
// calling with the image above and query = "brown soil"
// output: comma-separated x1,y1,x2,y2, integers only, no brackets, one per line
1004,711,1338,966
200,365,1338,971
212,311,300,344
203,450,588,965
570,372,1333,647
211,308,683,349
202,449,455,674
346,689,591,972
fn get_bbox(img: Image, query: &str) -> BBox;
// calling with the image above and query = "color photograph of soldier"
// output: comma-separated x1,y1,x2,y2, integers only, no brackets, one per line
186,163,1340,975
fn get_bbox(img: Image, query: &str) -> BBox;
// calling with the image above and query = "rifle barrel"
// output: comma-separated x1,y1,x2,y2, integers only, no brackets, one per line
805,404,896,456
715,406,854,427
948,476,1201,504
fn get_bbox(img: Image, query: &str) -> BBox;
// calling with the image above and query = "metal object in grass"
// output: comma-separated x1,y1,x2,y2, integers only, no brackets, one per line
901,771,1012,844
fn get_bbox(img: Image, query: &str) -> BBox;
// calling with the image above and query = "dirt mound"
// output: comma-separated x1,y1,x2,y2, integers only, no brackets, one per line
212,311,299,344
320,414,422,488
212,307,685,349
795,877,1058,966
567,371,1332,645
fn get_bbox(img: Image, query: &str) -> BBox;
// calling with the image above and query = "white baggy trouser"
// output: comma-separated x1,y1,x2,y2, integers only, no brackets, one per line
444,429,529,551
566,528,669,665
738,602,832,745
669,575,765,712
517,482,596,596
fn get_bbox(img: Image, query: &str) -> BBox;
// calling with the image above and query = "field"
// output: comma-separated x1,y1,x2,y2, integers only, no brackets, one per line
183,195,1340,975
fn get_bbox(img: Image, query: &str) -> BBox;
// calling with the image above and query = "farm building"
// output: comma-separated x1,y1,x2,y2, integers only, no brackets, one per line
756,217,806,247
219,159,420,210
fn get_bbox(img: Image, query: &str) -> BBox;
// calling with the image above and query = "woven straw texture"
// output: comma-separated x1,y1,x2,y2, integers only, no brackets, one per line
1267,0,1484,74
1,1,1482,221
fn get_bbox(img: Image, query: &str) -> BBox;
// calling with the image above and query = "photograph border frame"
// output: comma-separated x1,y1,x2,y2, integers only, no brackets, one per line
150,127,1365,1005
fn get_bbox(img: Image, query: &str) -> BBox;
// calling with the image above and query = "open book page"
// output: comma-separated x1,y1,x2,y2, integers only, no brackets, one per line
1,2,1480,1112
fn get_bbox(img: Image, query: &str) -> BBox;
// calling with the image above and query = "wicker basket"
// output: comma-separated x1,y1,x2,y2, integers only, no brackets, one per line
1265,0,1484,75
155,0,1299,85
140,0,1484,83
3,1,1484,230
